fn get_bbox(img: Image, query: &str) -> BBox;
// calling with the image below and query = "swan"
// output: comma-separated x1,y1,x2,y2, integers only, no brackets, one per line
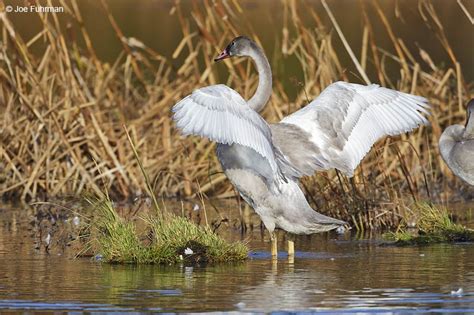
172,36,430,258
439,99,474,186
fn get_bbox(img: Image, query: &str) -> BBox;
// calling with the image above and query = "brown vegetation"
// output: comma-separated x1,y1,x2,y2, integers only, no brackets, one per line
0,0,472,230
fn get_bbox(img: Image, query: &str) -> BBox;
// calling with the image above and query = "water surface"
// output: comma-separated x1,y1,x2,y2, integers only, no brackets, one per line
0,206,473,313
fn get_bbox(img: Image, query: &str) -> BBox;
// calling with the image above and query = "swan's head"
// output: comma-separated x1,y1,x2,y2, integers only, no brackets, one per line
214,36,258,62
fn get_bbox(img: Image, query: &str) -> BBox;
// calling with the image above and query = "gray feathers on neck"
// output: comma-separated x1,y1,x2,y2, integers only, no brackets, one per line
246,43,272,113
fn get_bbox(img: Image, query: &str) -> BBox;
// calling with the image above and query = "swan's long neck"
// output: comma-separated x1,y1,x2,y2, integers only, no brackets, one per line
439,125,460,160
464,111,474,138
247,47,272,112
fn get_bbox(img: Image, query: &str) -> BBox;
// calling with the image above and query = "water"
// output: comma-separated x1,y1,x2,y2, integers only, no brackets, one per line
0,206,473,313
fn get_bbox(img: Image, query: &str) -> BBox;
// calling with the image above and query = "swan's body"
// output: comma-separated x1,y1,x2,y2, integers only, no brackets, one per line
172,36,430,256
439,100,474,186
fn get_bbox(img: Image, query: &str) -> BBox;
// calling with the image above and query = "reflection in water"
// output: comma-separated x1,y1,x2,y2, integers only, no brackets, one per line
236,243,474,312
0,205,473,313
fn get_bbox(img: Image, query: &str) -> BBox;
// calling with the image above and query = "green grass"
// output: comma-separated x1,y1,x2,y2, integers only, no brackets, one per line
82,122,248,264
86,196,248,264
385,203,474,246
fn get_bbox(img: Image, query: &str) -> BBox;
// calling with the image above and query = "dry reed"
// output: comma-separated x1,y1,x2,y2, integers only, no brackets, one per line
0,1,472,230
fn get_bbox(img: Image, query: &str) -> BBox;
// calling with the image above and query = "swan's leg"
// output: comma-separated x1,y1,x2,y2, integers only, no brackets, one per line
271,231,277,258
287,234,295,257
287,234,295,264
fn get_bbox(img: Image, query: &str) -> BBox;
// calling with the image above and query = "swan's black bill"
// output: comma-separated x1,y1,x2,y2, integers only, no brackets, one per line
214,49,230,62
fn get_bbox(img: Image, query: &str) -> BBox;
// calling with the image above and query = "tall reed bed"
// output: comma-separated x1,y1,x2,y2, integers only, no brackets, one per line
0,1,471,230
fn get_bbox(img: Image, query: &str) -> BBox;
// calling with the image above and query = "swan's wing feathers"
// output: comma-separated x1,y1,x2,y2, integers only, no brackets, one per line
275,81,430,177
172,84,280,174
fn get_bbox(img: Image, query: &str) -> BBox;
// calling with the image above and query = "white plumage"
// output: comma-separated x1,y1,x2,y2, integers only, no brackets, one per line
172,36,430,257
280,81,430,176
173,84,280,175
174,81,430,179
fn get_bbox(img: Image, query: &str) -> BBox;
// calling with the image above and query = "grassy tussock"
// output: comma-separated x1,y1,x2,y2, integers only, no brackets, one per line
88,196,248,264
386,203,474,245
0,1,472,230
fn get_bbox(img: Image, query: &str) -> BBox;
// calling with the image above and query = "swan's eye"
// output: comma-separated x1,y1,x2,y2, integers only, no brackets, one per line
231,42,235,46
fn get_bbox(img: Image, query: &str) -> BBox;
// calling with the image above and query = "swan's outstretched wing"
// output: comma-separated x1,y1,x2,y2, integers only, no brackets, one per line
172,84,283,178
272,81,430,178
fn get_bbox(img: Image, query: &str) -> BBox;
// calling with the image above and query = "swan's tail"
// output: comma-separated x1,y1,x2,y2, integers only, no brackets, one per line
304,210,346,234
275,180,347,234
